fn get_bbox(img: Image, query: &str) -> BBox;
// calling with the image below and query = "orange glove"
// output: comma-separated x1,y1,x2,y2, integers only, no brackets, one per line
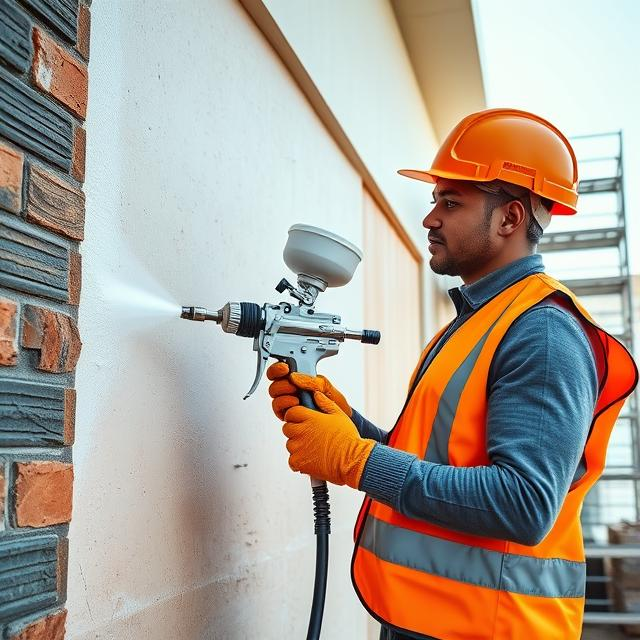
282,391,375,489
267,361,352,421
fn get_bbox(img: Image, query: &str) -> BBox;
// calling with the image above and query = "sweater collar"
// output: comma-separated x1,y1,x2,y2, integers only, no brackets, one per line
448,254,545,315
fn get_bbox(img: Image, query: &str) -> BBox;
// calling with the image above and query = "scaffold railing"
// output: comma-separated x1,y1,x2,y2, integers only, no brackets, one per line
539,131,640,630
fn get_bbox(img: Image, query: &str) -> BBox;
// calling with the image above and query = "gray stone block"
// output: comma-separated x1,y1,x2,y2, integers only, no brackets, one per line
0,534,58,623
0,66,73,171
0,1,32,73
0,214,70,302
18,0,77,44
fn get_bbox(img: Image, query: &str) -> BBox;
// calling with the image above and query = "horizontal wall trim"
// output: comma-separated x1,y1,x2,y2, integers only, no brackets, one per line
238,0,422,263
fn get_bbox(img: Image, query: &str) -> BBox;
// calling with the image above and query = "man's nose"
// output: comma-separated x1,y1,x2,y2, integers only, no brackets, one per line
422,207,441,230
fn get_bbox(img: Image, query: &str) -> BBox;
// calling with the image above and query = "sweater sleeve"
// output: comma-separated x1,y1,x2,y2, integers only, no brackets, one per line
358,305,598,545
351,409,389,444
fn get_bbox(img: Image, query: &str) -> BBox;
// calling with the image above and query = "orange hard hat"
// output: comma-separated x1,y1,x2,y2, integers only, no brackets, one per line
398,108,579,214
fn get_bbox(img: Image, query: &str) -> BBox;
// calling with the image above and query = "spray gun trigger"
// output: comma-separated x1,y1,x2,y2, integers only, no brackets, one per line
244,343,270,400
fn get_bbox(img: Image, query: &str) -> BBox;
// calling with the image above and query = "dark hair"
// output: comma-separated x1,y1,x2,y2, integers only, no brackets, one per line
526,211,544,246
482,188,550,248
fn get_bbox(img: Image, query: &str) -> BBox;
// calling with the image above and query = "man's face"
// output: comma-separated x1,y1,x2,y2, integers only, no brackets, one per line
422,178,498,280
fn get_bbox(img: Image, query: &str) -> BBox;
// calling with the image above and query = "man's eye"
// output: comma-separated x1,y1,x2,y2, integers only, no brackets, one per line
430,199,458,208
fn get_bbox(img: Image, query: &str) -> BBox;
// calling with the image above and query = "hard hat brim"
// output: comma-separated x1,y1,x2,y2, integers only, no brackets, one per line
397,169,437,183
398,168,577,215
397,168,498,185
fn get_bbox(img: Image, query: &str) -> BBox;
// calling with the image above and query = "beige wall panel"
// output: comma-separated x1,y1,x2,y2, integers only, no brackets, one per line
262,0,439,252
362,189,422,639
391,0,486,141
363,189,423,431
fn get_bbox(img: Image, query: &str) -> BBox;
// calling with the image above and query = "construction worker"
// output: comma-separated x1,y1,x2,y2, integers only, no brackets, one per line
267,108,638,639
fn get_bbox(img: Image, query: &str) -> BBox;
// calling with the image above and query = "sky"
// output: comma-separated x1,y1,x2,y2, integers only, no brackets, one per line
473,0,640,274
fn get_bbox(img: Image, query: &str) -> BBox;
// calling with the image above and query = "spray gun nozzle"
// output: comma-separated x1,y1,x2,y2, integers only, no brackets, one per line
180,306,222,323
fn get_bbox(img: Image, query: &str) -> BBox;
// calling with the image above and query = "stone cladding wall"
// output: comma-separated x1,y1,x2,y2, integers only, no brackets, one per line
0,1,90,637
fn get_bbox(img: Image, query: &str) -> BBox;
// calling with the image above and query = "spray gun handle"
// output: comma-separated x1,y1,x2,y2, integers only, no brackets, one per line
284,357,326,489
300,388,326,490
296,391,327,488
285,359,320,411
298,389,316,411
284,356,317,408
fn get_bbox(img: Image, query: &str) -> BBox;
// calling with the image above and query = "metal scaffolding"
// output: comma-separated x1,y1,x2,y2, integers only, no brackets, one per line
538,131,640,630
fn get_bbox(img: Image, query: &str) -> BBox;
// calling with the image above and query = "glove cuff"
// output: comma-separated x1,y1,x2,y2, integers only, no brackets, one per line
344,438,376,489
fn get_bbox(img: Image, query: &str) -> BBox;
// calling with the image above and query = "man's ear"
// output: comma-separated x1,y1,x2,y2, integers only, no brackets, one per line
497,200,527,238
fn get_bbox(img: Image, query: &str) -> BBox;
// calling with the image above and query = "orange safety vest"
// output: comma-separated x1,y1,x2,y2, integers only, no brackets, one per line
352,273,638,640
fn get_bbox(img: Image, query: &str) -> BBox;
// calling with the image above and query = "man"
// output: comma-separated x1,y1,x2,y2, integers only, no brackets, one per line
267,109,638,639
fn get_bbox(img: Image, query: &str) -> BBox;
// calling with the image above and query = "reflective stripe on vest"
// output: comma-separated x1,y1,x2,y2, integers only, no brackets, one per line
352,273,638,640
361,516,585,598
424,312,504,464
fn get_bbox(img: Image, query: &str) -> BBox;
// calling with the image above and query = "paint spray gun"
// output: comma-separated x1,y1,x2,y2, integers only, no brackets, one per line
180,224,380,640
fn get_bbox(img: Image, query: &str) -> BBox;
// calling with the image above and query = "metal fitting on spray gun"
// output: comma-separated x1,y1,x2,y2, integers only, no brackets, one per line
181,302,265,339
179,224,381,640
180,298,379,399
180,306,221,323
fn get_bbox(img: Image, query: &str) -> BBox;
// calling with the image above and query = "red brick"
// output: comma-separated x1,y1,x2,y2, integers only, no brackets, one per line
71,125,86,182
14,461,73,527
0,142,24,214
76,4,91,61
68,250,82,305
27,164,85,241
0,298,18,366
63,388,76,445
32,28,88,120
7,610,67,640
21,305,82,373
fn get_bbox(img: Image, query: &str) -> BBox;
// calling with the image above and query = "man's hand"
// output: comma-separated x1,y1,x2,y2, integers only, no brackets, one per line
267,362,352,420
283,391,375,489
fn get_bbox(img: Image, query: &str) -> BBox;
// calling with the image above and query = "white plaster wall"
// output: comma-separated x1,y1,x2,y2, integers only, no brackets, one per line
263,0,441,339
69,1,437,638
264,0,440,253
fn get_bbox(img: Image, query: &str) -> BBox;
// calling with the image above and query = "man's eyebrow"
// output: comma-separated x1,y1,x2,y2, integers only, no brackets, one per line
432,189,464,199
